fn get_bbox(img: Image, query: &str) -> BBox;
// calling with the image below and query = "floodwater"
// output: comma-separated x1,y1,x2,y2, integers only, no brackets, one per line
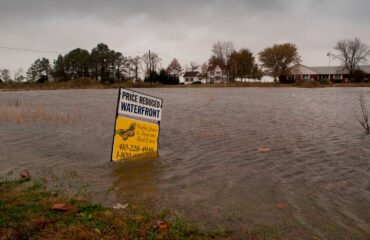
1,88,370,238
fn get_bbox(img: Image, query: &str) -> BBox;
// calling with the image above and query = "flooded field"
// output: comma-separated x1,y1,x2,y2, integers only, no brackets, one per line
1,88,370,238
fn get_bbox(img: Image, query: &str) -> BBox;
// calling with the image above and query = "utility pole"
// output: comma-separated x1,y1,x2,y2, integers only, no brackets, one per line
149,50,151,86
327,52,331,66
128,56,131,81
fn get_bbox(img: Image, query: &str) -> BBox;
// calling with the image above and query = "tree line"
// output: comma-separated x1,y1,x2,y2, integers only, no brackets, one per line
30,43,180,84
204,37,369,83
1,37,369,84
0,43,179,85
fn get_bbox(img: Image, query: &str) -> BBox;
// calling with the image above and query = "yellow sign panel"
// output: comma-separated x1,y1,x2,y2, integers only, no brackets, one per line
112,116,159,161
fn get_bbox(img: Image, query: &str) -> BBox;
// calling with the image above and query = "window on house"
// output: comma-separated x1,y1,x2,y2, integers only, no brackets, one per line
216,71,221,75
210,72,214,76
302,75,309,80
190,78,194,82
334,74,342,79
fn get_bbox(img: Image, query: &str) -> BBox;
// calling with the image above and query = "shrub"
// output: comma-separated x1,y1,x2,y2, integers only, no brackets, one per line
352,69,366,83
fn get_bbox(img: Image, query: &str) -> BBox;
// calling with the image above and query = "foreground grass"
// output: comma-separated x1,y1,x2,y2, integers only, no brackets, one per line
0,178,223,240
0,177,321,240
3,174,364,239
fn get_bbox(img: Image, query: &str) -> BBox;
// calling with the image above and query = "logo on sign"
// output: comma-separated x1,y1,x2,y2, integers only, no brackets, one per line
116,123,136,141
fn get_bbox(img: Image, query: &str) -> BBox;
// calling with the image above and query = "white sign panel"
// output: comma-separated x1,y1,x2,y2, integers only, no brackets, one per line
117,88,163,122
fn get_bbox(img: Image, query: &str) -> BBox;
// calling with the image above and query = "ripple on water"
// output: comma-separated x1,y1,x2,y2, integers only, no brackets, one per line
0,88,370,238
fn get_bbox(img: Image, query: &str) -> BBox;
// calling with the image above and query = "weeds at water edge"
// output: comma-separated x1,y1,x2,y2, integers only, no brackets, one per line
358,95,370,134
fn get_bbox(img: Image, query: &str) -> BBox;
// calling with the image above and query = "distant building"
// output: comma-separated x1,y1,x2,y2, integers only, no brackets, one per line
207,65,228,84
290,64,370,82
261,76,275,83
182,71,207,84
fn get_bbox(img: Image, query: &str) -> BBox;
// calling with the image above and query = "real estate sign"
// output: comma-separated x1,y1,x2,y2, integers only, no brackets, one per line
111,88,163,161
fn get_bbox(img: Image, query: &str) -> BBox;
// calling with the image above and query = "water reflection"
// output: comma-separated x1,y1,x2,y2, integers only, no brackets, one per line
112,154,160,202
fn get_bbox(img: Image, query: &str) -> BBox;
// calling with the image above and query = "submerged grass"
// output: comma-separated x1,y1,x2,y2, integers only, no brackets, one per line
0,176,322,240
0,178,210,240
0,96,84,127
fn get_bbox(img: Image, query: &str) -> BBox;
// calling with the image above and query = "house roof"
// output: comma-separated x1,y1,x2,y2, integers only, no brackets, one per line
291,64,370,75
198,73,207,78
183,71,199,77
207,64,226,71
309,66,348,75
291,64,317,75
359,65,370,73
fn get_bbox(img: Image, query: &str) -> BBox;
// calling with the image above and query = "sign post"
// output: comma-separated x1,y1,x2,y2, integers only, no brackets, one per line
111,88,163,161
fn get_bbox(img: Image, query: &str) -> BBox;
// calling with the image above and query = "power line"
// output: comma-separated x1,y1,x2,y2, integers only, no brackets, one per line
121,51,146,55
0,45,199,65
0,46,148,56
0,46,65,54
154,51,201,65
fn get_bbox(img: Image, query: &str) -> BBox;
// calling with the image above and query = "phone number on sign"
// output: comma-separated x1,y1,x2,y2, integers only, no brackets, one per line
118,144,155,153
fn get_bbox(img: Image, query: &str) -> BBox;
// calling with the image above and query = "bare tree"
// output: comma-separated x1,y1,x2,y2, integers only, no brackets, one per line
1,69,11,83
141,52,161,77
131,56,141,81
166,58,182,76
333,38,370,80
358,95,370,134
211,41,234,66
201,62,208,74
189,62,199,71
14,68,25,82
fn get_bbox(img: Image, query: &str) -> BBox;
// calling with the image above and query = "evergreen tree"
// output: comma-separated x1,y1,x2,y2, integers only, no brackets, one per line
64,48,91,80
53,55,68,82
27,58,51,83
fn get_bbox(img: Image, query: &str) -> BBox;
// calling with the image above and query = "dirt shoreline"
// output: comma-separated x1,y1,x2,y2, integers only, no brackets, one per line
1,80,370,91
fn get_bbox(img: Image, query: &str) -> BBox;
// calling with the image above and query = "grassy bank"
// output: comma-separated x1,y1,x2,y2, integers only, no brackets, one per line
0,177,226,240
1,176,315,240
1,78,370,91
0,173,326,240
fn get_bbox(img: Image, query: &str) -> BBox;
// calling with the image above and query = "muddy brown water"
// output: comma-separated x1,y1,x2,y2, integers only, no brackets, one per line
1,88,370,238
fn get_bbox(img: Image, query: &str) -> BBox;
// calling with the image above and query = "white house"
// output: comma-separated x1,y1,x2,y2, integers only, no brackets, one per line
181,71,207,84
207,65,228,84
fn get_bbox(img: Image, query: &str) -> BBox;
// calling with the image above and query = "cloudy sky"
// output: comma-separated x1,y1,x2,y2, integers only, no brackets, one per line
0,0,369,74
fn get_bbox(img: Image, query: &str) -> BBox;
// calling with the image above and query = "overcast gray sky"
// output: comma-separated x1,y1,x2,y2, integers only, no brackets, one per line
1,0,369,74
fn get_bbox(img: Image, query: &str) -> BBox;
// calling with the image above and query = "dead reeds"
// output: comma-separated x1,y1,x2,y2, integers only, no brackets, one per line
358,95,370,134
0,97,84,127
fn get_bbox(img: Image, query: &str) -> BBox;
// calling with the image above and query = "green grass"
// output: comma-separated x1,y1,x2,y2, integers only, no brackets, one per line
0,178,233,239
2,176,365,239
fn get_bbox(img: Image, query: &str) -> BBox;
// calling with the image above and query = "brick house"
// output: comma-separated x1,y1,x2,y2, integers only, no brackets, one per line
290,64,370,82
